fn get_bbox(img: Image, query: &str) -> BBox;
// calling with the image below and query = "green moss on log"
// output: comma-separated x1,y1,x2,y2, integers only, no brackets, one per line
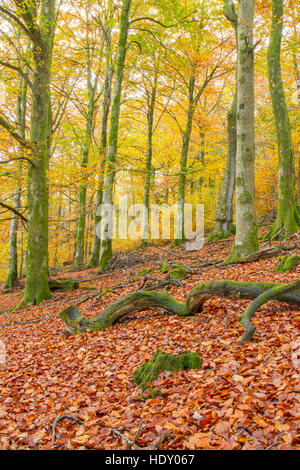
161,263,169,274
59,280,300,342
168,264,187,280
275,255,300,273
133,350,202,390
49,279,79,292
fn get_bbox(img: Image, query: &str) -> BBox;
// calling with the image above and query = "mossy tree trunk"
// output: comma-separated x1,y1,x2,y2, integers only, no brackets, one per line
98,0,132,271
5,78,27,289
228,0,258,261
293,52,300,205
22,0,56,305
267,0,300,238
141,71,158,247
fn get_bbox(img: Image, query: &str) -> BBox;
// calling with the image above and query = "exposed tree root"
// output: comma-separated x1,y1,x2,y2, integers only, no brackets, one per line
275,254,300,273
59,280,300,342
49,279,79,292
240,279,300,343
106,423,171,450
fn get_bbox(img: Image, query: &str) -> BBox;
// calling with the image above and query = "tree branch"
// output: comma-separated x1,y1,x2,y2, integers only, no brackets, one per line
0,114,32,150
0,60,32,88
0,201,27,222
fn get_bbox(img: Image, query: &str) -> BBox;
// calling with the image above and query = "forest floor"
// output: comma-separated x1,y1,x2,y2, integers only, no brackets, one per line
0,238,299,450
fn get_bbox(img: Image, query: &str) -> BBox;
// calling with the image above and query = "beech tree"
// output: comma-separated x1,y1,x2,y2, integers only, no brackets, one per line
98,0,132,272
0,0,57,304
209,0,237,242
228,0,258,261
267,0,300,238
5,77,27,288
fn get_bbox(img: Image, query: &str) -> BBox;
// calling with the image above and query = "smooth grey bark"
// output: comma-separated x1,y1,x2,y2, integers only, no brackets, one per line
74,7,100,268
5,78,27,288
89,29,113,267
228,0,258,261
267,0,300,238
175,75,196,246
209,1,237,242
141,72,158,247
98,0,132,271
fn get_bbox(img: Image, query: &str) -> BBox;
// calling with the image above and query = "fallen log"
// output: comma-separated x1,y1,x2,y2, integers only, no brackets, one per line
59,280,300,342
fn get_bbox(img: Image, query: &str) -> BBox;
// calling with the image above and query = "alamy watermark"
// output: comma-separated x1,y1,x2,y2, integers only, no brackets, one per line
95,197,205,251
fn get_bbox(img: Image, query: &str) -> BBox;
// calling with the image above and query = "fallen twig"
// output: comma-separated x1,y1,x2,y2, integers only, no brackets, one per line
52,415,84,442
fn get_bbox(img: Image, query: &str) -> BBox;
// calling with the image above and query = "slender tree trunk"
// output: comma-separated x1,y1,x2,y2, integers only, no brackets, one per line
209,94,237,241
23,0,56,305
89,61,113,267
74,60,96,268
228,0,258,261
141,74,158,247
291,53,300,206
267,0,299,237
98,0,132,272
209,1,237,242
175,75,196,246
5,78,27,288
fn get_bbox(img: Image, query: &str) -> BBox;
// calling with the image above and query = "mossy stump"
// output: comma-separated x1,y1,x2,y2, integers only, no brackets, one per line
49,279,80,292
133,350,202,390
168,264,187,280
275,255,300,273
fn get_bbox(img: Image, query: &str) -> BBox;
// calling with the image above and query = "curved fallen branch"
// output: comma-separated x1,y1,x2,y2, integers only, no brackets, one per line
240,279,300,343
59,280,300,342
52,415,84,442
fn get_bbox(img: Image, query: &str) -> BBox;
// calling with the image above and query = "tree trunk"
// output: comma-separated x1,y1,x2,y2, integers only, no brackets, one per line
98,0,132,271
292,53,300,206
174,75,196,246
74,25,97,268
23,0,56,305
228,0,258,261
89,58,113,267
267,0,299,238
209,93,237,241
5,78,27,288
141,73,158,247
209,1,238,242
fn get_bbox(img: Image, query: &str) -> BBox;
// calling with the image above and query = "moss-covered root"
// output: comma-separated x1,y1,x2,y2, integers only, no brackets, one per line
240,279,300,343
206,226,235,243
49,279,80,292
59,280,300,334
275,255,300,273
133,351,202,390
59,291,187,334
